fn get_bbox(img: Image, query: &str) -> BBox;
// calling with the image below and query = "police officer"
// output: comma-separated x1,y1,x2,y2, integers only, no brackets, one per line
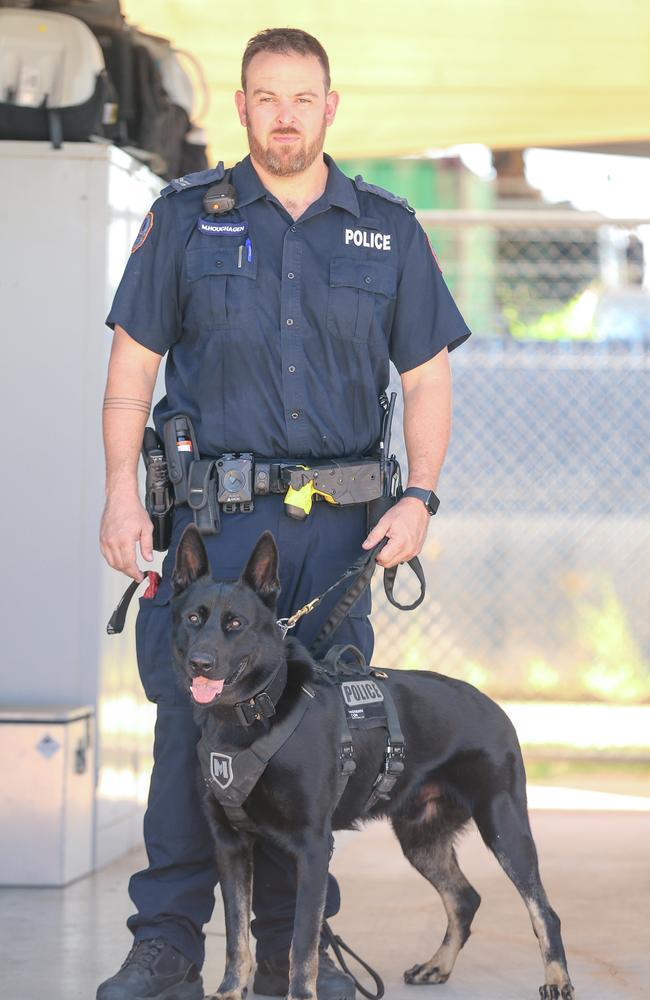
98,27,471,1000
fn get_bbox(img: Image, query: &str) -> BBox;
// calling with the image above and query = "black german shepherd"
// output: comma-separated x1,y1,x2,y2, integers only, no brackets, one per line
171,524,575,1000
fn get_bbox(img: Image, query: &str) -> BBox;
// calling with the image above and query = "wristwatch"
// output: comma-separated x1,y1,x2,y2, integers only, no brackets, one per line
402,486,440,515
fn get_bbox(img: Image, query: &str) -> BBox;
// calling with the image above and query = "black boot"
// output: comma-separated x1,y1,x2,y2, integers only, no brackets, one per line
96,937,203,999
253,945,355,999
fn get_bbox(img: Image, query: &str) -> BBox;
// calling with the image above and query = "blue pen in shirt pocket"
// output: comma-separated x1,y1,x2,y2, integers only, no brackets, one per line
238,238,253,267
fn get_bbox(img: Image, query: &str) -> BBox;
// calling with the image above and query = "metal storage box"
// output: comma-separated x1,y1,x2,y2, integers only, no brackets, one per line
0,705,94,886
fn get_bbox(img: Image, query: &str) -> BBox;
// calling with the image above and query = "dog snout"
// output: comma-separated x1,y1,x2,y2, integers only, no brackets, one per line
189,653,216,676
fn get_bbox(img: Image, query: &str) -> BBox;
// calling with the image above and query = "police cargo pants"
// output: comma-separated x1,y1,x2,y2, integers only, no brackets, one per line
130,497,374,968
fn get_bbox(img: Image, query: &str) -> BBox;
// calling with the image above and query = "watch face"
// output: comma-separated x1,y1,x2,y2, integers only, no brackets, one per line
404,487,439,513
427,491,440,514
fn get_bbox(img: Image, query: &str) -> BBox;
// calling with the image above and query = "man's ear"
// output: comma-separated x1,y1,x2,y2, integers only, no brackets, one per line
240,531,280,610
235,89,247,126
172,524,210,594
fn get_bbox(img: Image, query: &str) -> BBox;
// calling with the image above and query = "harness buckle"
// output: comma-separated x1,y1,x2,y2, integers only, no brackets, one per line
255,691,276,719
385,740,405,774
339,741,357,775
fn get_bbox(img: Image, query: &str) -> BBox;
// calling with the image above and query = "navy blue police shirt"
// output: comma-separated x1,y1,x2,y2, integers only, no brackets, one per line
106,154,471,459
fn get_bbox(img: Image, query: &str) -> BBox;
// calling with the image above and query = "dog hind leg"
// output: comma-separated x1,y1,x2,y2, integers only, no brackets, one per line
473,787,575,1000
392,816,481,986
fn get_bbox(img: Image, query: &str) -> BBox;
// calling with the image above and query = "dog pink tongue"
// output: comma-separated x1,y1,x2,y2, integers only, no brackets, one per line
191,677,224,704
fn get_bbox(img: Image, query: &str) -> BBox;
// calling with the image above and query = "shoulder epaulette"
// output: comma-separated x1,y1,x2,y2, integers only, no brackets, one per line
161,162,226,198
353,175,415,214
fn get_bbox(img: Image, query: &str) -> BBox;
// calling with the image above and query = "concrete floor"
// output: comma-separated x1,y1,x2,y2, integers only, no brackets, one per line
1,808,648,1000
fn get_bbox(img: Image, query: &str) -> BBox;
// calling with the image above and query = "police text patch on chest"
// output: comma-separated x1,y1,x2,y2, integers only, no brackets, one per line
341,679,387,723
345,228,391,251
198,218,248,237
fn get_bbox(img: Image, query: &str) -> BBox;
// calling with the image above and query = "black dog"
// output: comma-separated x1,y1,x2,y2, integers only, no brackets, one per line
171,524,575,1000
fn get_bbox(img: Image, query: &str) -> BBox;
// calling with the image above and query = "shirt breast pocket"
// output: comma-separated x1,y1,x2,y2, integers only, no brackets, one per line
327,258,397,342
185,246,257,330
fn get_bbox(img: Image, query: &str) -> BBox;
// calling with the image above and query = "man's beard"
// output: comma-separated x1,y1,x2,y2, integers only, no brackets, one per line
247,118,327,176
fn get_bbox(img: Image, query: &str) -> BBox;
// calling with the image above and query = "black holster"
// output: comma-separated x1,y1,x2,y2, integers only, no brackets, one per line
142,427,173,551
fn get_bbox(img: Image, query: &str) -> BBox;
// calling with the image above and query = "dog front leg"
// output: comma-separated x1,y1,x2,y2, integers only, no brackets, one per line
287,832,331,1000
207,825,254,1000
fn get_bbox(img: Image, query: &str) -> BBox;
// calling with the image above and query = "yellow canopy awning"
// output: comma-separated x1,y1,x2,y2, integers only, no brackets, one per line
123,0,650,164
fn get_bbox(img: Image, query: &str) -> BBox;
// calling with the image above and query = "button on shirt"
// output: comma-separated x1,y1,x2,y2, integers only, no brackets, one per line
106,155,471,459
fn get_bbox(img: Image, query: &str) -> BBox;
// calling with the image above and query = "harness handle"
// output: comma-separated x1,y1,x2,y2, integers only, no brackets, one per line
319,644,369,676
322,921,385,1000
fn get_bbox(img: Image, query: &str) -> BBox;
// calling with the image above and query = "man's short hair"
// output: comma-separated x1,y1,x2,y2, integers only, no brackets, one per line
241,28,331,91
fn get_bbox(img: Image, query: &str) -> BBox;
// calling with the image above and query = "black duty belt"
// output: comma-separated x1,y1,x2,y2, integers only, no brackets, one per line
149,414,397,537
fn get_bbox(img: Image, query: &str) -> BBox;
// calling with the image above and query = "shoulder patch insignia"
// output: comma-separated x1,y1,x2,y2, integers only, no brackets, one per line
131,211,154,253
161,161,226,198
353,175,415,214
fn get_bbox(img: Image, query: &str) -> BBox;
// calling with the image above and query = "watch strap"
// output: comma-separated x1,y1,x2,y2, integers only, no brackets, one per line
402,486,440,515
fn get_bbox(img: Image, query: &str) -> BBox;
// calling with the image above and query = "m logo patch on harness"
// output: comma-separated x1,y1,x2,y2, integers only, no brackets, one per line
210,752,234,790
341,680,386,723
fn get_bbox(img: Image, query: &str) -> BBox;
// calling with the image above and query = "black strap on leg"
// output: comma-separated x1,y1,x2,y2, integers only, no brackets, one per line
334,698,357,808
322,920,385,1000
364,686,406,812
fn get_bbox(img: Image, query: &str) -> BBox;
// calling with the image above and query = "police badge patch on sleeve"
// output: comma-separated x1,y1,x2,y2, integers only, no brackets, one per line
131,211,154,253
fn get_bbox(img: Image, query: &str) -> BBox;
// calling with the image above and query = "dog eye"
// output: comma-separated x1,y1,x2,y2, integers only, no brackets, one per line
225,617,241,631
187,612,201,625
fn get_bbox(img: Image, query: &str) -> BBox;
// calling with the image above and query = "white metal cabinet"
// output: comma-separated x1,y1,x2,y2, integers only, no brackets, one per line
0,141,163,874
0,705,94,885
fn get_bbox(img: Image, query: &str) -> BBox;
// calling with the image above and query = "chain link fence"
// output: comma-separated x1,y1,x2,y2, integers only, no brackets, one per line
371,210,650,703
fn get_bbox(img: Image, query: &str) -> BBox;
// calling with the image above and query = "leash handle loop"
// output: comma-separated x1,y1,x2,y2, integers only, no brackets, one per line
106,572,161,635
323,921,385,1000
383,554,426,611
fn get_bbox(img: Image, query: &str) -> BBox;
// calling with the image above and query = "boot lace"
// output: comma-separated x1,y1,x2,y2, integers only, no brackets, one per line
120,938,166,971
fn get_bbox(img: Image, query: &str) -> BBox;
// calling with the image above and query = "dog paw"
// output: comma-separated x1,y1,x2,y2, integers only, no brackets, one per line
205,988,248,1000
404,963,450,985
539,985,575,1000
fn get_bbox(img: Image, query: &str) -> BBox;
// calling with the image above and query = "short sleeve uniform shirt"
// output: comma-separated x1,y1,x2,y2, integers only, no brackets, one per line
107,154,471,459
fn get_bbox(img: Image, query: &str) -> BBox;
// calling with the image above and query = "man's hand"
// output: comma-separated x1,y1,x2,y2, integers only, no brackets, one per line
100,490,154,582
362,496,430,568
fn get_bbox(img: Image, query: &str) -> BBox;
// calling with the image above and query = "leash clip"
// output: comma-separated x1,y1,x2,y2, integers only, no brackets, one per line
276,596,321,639
276,617,294,640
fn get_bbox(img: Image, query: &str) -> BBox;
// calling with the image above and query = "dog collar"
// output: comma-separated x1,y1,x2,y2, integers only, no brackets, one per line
233,661,287,727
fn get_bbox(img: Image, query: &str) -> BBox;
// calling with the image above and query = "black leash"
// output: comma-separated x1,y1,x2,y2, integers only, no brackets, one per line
106,572,159,635
323,921,384,999
306,539,425,659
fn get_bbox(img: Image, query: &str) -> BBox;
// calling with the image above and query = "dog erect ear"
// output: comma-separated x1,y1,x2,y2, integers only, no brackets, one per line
172,524,210,594
241,531,280,609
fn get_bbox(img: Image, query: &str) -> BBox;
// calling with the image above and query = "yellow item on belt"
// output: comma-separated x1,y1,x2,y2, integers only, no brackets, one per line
284,479,339,520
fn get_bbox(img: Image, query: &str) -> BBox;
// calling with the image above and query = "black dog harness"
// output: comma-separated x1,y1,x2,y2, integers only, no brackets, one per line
198,645,405,833
197,682,316,832
322,646,406,813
